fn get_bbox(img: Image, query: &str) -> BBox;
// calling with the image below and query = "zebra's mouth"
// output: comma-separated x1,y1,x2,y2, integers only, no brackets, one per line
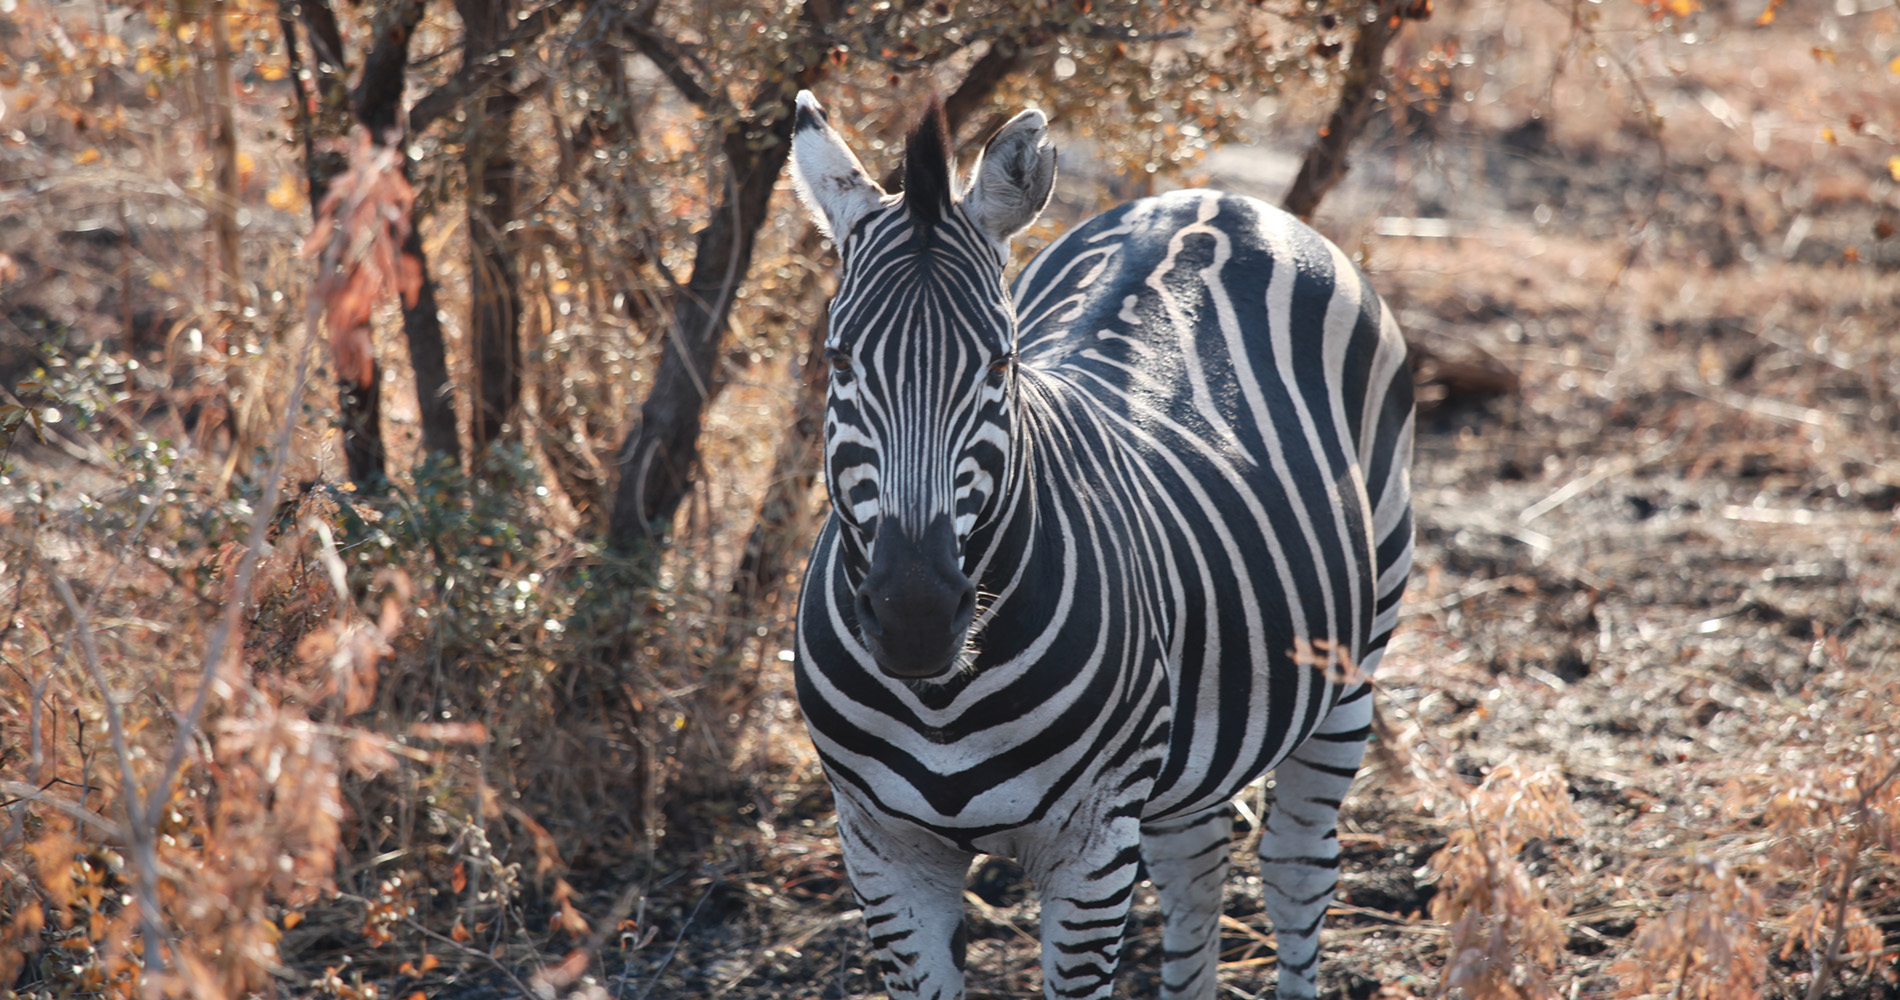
856,588,977,680
853,514,977,680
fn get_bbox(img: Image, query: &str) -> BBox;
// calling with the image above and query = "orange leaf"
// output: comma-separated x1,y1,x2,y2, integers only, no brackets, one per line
267,173,302,213
398,251,422,309
398,962,420,977
74,147,101,165
450,919,471,944
284,911,304,930
559,899,590,936
421,954,439,973
330,322,376,388
451,862,467,894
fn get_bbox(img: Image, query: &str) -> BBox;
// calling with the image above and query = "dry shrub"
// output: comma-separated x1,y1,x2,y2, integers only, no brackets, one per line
1612,859,1768,1000
1744,685,1899,998
1421,761,1581,1000
0,484,413,998
0,125,444,998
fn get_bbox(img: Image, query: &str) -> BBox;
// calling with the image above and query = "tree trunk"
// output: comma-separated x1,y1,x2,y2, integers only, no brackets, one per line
287,0,352,212
340,361,387,485
458,0,523,456
467,128,521,455
603,0,843,555
396,229,461,464
605,112,791,553
354,0,461,466
1281,0,1407,221
207,0,245,310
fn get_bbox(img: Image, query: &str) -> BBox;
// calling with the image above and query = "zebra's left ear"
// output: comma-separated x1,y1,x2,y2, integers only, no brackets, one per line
962,109,1056,250
790,91,888,242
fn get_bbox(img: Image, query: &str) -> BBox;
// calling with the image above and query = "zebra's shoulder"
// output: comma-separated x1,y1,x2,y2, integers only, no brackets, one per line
1013,189,1341,308
1031,189,1333,266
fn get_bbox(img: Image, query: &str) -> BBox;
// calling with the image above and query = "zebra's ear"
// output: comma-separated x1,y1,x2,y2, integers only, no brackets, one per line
790,91,888,242
962,108,1056,250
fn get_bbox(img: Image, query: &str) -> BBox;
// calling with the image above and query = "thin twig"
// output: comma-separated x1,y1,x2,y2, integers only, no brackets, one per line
402,916,541,999
151,299,318,808
82,491,162,620
0,779,128,841
47,569,165,980
629,873,719,1000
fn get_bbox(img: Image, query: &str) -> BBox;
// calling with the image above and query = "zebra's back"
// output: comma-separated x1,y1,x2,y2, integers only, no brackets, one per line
1009,189,1414,820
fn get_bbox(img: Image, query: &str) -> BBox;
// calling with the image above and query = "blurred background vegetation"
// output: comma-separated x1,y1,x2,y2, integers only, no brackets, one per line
2,0,1898,997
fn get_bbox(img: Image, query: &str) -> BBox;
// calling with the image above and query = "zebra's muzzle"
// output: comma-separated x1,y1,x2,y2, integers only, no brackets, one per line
853,514,976,679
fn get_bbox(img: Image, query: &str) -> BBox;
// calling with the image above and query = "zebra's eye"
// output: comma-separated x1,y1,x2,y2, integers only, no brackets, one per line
986,352,1014,387
826,348,854,382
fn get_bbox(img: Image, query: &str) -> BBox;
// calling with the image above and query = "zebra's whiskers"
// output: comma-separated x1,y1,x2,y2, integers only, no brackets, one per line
900,590,994,690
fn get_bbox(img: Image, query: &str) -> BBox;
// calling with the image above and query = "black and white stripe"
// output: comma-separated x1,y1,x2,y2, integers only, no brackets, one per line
790,92,1414,1000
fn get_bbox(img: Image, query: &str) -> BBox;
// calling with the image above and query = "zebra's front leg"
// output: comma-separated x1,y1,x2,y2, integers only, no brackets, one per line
1025,813,1145,1000
1141,804,1235,1000
836,803,975,1000
1258,682,1374,999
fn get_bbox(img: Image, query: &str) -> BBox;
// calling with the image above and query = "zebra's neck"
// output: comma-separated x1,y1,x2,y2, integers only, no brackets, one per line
957,367,1089,658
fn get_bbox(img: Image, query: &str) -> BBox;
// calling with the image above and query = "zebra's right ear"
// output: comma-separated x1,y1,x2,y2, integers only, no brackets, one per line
790,91,888,242
962,108,1056,250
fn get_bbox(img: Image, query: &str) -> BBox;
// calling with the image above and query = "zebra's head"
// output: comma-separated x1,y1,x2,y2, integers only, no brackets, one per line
790,91,1056,680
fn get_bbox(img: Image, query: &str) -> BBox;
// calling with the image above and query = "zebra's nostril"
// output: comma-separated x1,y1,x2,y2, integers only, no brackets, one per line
854,589,884,637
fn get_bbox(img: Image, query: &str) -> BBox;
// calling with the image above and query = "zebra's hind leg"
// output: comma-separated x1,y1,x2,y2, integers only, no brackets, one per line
835,799,975,1000
1258,682,1375,999
1140,803,1235,1000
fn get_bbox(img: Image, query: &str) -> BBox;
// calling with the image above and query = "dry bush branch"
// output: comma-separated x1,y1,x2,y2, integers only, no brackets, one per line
1613,859,1768,1000
301,127,421,393
1420,762,1580,1000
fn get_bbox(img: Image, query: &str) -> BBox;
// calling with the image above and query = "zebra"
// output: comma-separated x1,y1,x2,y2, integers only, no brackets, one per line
788,91,1415,1000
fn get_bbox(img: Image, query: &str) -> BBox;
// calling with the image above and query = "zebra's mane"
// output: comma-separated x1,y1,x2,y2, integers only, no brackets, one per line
902,96,953,232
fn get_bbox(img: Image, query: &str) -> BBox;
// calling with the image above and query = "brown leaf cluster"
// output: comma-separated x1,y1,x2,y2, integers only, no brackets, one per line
1,485,423,999
1613,860,1767,1000
1424,762,1580,1000
301,127,421,389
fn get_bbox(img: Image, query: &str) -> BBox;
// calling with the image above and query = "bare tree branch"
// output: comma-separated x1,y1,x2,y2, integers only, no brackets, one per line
0,779,127,841
47,569,164,979
1283,1,1408,221
616,18,733,118
406,0,588,135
